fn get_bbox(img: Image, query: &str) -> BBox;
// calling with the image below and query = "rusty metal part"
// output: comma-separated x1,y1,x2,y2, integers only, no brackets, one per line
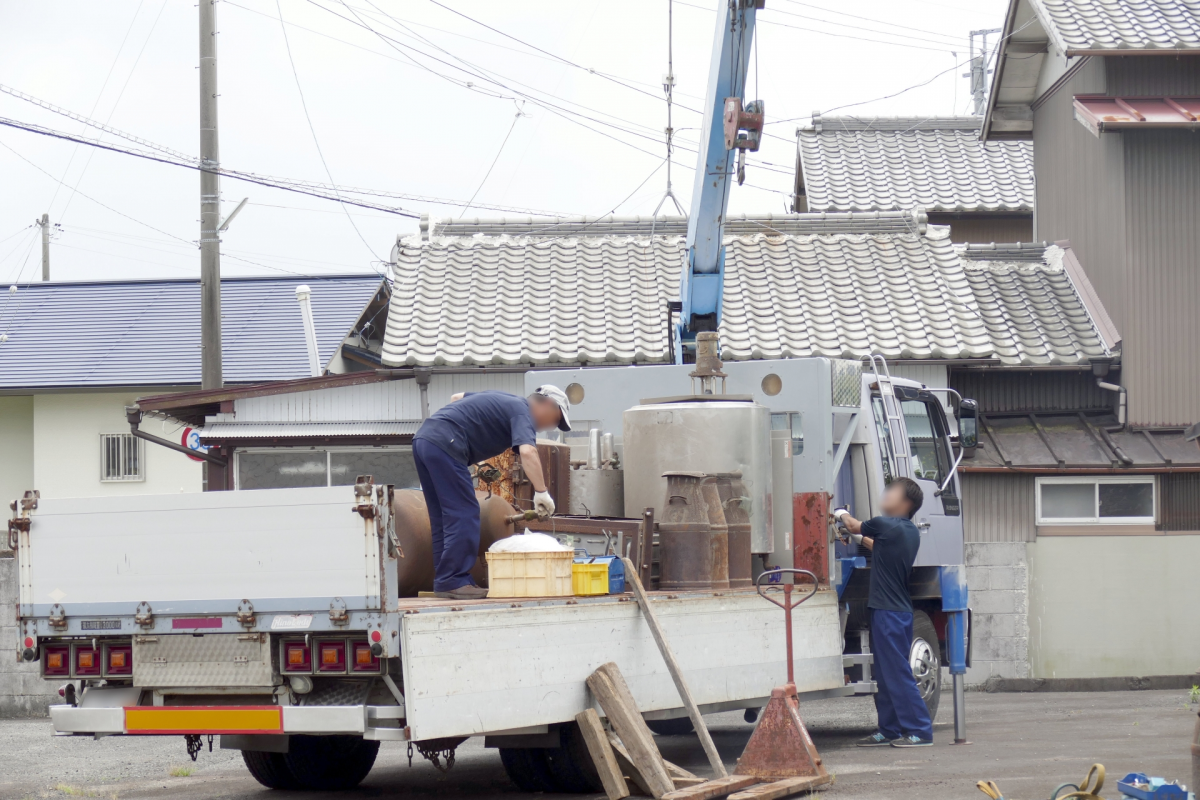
689,331,728,395
512,441,572,519
236,599,256,628
733,683,830,782
7,490,38,551
792,492,830,585
411,736,468,772
392,489,519,596
658,472,729,591
717,475,753,589
723,97,765,152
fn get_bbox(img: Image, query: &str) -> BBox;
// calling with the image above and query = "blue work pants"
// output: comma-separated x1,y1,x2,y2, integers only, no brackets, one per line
870,608,934,741
413,439,480,592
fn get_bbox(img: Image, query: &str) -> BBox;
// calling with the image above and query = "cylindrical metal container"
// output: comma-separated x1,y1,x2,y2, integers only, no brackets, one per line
769,429,796,574
587,429,602,470
568,468,625,516
623,400,774,552
659,472,729,591
392,488,518,596
717,475,752,588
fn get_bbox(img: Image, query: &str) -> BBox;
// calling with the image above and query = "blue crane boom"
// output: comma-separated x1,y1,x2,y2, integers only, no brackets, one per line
679,0,765,362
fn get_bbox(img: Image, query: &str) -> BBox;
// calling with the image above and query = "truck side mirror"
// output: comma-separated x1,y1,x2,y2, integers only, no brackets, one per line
957,399,978,457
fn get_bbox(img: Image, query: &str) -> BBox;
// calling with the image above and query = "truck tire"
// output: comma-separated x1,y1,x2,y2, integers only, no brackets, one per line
647,717,695,736
242,750,302,790
283,735,379,790
499,747,558,792
542,722,604,793
911,610,942,721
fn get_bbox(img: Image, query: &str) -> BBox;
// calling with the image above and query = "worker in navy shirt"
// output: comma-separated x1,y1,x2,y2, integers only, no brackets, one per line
412,386,572,600
833,477,933,748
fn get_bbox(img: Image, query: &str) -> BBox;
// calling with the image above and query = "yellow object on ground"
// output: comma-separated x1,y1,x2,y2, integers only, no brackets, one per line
572,562,609,596
487,551,574,597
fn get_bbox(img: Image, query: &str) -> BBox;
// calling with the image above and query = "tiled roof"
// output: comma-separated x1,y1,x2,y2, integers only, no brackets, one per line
1034,0,1200,53
0,275,386,389
380,219,1109,368
797,117,1034,213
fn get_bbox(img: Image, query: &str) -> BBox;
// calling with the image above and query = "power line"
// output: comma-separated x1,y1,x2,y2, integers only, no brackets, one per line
275,0,384,269
458,104,524,219
775,0,973,46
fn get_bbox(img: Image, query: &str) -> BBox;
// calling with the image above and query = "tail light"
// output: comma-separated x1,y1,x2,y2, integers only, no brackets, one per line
42,644,70,678
316,640,346,674
73,644,101,677
350,641,380,673
103,643,132,677
282,641,311,673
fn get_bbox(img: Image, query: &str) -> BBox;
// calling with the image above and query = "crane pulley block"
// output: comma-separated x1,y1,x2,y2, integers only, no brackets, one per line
723,97,765,152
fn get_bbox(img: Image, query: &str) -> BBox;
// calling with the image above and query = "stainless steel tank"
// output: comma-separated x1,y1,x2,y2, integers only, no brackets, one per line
623,400,774,553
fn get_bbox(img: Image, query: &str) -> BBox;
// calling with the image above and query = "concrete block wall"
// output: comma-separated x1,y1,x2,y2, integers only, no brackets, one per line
964,542,1030,686
0,554,56,717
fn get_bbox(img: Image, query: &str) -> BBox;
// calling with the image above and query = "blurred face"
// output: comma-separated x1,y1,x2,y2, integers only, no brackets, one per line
529,395,563,432
880,483,915,519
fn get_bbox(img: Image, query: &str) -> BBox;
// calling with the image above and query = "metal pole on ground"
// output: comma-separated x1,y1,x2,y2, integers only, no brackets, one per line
199,0,223,390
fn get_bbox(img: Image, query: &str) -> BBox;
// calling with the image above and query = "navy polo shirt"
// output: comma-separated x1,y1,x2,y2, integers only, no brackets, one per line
863,516,921,613
413,391,537,465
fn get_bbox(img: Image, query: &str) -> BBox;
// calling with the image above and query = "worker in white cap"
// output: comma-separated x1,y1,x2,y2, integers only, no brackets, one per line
412,385,572,600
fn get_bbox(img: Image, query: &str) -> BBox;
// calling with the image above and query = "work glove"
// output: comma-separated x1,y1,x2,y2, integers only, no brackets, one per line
831,506,850,521
847,532,864,546
533,490,555,519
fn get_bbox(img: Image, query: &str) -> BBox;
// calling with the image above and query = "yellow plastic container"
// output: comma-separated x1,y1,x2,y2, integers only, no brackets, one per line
572,562,610,596
486,551,574,598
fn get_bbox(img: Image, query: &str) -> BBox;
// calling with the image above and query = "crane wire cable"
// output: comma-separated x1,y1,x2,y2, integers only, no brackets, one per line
275,0,384,268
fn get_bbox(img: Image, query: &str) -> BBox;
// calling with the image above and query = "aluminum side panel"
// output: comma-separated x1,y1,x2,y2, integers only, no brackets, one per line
401,591,843,741
22,487,380,614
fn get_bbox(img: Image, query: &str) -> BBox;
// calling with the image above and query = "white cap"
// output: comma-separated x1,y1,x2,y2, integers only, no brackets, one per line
534,384,572,432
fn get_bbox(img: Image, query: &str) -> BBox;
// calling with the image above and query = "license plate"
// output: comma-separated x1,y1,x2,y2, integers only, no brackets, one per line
124,706,283,734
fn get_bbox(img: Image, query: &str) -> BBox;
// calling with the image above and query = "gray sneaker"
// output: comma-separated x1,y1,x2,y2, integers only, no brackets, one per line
891,735,933,747
434,585,489,600
856,732,892,747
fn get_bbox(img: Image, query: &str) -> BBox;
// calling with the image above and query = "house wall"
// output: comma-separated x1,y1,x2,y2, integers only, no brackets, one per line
1027,535,1200,678
929,214,1033,244
0,396,34,506
32,392,201,499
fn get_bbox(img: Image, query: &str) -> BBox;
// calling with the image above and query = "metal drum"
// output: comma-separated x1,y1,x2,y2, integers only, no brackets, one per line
623,399,774,553
658,472,729,591
392,488,518,596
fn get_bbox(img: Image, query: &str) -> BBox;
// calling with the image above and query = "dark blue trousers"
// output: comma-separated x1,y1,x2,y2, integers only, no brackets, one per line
871,608,934,741
413,439,480,592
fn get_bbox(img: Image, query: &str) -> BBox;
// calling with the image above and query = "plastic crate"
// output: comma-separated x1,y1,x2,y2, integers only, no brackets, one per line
486,551,574,598
591,555,626,594
572,561,610,596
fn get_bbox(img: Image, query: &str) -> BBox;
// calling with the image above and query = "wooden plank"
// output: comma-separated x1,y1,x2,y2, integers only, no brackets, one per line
621,557,729,778
663,759,699,780
576,709,630,800
661,775,761,800
607,731,656,797
588,665,674,799
726,776,833,800
672,777,707,789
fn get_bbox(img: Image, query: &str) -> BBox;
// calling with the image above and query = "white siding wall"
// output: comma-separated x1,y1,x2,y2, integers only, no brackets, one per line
33,392,201,499
0,396,33,507
427,372,526,412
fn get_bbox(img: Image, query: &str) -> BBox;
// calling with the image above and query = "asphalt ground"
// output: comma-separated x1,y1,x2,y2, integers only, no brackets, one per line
0,690,1195,800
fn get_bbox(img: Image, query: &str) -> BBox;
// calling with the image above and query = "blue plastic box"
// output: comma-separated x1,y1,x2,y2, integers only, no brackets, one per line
1117,773,1188,800
574,555,625,594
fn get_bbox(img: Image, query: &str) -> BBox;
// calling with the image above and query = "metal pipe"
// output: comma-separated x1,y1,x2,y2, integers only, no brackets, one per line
587,428,601,470
600,432,614,467
1096,378,1127,427
295,285,321,378
953,673,967,743
415,367,431,419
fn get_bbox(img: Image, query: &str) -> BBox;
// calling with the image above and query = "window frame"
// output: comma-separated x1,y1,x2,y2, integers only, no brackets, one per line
234,445,415,490
1035,475,1156,526
99,433,145,483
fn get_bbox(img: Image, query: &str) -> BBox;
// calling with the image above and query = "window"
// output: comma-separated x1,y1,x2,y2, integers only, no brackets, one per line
100,434,144,482
870,397,896,484
236,447,419,490
901,399,952,487
1036,476,1155,525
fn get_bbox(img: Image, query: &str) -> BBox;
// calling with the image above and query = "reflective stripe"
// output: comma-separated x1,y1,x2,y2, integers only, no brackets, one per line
124,706,283,734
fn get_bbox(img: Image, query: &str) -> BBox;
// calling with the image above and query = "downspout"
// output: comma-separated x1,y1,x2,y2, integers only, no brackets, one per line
295,284,322,378
1089,357,1127,429
415,367,431,419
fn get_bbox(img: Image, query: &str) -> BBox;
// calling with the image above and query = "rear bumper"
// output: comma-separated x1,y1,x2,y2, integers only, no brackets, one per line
50,703,407,741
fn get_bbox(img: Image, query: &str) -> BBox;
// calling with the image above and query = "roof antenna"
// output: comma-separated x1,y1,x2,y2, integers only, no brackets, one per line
651,0,686,227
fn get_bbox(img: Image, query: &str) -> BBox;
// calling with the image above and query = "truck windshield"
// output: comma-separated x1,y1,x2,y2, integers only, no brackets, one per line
870,396,896,484
901,399,952,487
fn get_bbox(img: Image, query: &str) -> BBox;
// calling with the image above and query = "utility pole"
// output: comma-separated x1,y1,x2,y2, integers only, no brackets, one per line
199,0,223,389
38,214,49,281
964,28,1002,116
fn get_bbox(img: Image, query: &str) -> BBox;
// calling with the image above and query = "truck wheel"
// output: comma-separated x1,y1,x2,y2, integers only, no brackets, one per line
242,750,302,790
283,735,379,790
647,717,695,736
499,747,558,792
543,722,603,793
911,611,942,720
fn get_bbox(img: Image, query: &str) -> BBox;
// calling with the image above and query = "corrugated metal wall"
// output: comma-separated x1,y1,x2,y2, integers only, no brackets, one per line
962,473,1036,542
1105,55,1200,95
929,215,1034,244
1159,473,1200,532
427,372,527,413
950,369,1114,414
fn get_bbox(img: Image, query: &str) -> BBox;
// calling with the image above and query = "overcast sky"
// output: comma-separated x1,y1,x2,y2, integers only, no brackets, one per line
0,0,1007,285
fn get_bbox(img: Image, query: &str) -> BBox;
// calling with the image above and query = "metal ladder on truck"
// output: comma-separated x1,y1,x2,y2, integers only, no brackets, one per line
866,355,911,480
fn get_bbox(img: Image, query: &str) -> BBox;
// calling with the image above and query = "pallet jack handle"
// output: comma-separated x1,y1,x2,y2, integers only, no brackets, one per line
755,569,819,686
